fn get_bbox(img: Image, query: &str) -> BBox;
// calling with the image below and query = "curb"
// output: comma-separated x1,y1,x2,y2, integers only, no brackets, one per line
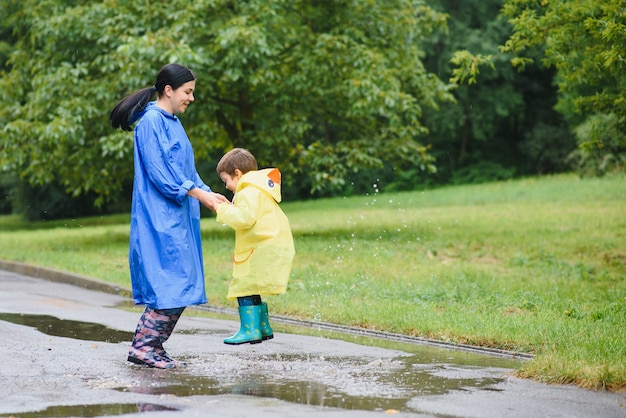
0,259,533,360
0,259,131,297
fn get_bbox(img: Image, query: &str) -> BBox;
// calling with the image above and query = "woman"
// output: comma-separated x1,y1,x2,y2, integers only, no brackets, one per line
110,63,227,369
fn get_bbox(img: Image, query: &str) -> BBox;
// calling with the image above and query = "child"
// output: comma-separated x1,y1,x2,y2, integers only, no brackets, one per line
215,148,295,345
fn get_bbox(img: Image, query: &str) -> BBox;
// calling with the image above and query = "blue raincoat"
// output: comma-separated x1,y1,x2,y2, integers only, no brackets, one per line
128,102,209,309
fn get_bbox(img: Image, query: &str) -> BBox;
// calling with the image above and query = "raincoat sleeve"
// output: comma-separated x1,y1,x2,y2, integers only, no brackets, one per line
195,172,211,193
216,188,259,229
135,118,199,205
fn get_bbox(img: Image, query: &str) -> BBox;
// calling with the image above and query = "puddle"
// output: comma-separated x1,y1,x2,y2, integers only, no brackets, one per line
116,351,520,413
117,368,502,411
118,376,416,410
0,313,525,414
0,313,133,343
0,403,178,417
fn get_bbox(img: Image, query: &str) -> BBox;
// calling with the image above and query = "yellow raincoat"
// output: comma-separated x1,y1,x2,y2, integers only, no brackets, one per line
216,168,295,299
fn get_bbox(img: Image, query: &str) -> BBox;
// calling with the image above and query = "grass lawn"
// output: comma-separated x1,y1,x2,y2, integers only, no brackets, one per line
0,173,624,391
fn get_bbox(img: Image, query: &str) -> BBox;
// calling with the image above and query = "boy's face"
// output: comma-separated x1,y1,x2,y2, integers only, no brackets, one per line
219,170,242,193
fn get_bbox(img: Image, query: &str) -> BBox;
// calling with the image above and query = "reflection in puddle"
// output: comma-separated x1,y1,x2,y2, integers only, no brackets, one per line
117,354,511,412
0,313,133,343
119,376,414,411
0,403,177,417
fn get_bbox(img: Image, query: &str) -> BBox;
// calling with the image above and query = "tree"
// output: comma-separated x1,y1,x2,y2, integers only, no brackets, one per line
0,0,451,209
452,0,626,174
421,0,573,183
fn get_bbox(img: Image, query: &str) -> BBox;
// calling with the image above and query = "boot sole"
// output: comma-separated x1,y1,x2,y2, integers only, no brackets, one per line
127,355,176,369
224,339,263,345
128,355,148,366
262,335,274,341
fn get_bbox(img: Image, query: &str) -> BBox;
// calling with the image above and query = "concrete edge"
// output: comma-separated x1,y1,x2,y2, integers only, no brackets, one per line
0,259,132,298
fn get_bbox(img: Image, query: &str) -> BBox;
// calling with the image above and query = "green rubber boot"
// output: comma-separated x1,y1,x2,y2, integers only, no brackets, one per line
260,302,274,341
224,305,263,345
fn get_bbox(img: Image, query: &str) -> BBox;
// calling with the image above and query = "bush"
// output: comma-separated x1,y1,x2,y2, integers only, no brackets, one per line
0,174,16,215
450,161,515,184
13,181,108,221
568,113,626,176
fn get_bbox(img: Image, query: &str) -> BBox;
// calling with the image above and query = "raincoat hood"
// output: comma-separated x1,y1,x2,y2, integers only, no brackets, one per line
236,168,282,203
131,101,178,126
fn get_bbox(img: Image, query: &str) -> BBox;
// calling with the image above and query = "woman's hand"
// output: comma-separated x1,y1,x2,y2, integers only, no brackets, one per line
188,188,229,211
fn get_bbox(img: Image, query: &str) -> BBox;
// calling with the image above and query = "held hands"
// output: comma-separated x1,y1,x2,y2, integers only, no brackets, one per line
188,188,230,212
205,191,230,211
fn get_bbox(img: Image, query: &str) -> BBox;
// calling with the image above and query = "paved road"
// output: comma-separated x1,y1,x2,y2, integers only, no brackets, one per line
0,267,624,418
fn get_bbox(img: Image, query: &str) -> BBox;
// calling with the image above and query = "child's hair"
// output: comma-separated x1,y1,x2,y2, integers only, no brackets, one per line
109,63,196,131
216,148,258,176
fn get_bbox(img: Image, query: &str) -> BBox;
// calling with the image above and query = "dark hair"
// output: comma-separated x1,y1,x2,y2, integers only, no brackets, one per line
109,63,196,131
216,148,258,176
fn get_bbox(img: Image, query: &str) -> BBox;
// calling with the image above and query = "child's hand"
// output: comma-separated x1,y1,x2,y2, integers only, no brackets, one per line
189,189,229,211
205,192,229,211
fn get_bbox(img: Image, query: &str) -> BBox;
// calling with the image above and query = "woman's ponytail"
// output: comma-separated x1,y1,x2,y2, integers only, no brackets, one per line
109,87,156,131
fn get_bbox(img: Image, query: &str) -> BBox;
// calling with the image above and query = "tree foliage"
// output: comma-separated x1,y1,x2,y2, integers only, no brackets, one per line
420,0,572,184
0,0,451,207
453,0,626,174
502,0,626,174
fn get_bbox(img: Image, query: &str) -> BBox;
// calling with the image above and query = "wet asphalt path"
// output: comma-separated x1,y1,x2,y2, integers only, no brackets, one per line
0,265,624,418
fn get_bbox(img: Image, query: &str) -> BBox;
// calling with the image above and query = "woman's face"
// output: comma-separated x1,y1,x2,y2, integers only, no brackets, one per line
161,80,196,114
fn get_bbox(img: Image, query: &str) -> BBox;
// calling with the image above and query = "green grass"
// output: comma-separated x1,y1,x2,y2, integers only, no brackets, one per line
1,173,624,391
